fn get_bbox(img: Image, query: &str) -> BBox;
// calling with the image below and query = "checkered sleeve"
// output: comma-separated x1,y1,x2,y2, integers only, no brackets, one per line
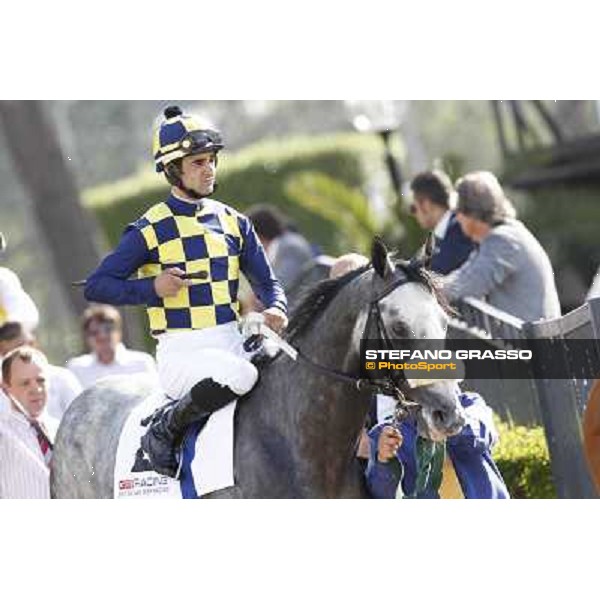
238,215,287,314
84,227,161,306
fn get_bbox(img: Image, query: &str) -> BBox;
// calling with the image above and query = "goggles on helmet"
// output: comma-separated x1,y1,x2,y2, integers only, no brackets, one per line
155,127,224,172
179,130,223,154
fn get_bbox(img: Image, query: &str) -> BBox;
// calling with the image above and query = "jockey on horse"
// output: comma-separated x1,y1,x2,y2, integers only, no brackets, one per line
83,105,288,478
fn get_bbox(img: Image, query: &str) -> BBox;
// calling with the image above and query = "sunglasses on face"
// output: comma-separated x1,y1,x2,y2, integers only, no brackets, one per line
86,322,117,337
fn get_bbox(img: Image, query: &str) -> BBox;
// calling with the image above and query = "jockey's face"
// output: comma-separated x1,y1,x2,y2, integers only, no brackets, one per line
179,152,217,198
3,358,47,419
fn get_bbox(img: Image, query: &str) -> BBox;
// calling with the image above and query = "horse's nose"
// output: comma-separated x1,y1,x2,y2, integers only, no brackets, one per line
412,383,466,433
431,404,466,437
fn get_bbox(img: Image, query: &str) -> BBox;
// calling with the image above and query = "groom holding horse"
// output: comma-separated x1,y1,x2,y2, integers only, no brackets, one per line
84,105,287,478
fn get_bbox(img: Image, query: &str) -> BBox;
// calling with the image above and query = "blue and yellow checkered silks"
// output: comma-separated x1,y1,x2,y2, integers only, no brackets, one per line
133,199,244,335
153,111,223,173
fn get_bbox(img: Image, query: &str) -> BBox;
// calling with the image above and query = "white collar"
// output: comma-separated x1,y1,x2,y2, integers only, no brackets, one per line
94,342,127,366
9,405,52,427
171,189,205,207
433,210,452,239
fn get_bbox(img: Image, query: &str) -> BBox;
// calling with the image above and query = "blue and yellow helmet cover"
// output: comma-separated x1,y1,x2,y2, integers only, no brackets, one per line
153,106,224,173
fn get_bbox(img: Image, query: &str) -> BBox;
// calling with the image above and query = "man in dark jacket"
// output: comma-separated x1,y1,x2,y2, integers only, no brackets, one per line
410,170,475,275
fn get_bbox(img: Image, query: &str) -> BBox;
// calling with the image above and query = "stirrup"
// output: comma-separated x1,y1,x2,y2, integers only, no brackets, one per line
140,398,177,428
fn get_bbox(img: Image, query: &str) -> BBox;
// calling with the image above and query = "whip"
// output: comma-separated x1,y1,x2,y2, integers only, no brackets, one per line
71,270,210,287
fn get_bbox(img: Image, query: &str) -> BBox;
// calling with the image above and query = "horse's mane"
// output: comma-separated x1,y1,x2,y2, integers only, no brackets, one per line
285,258,450,343
286,264,370,343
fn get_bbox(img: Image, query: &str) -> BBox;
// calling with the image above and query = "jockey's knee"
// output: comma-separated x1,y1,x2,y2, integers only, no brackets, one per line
187,377,244,415
210,360,258,396
181,359,257,417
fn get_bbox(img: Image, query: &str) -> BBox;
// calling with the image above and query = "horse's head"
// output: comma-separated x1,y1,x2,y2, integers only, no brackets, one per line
370,238,466,441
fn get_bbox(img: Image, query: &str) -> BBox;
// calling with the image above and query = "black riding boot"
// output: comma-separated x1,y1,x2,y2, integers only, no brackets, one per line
140,378,239,478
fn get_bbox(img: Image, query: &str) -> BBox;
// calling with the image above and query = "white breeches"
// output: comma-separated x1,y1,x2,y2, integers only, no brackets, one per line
155,322,259,400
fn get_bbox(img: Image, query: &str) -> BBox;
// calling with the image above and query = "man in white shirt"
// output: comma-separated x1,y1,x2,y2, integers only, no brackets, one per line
0,321,82,421
67,304,158,389
0,346,58,499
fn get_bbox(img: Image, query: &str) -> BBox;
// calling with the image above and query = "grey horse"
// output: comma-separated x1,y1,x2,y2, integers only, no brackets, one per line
51,241,465,498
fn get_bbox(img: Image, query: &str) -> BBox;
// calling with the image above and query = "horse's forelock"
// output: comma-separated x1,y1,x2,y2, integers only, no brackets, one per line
393,258,454,317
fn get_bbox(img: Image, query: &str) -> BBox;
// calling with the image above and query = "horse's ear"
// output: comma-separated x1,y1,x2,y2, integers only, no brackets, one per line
409,233,434,271
422,232,435,270
371,237,394,279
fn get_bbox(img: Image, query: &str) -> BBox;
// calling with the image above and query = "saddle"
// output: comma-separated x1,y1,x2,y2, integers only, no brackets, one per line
114,390,238,499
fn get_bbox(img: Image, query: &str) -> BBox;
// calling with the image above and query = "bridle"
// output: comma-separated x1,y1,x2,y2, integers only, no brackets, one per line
291,265,423,420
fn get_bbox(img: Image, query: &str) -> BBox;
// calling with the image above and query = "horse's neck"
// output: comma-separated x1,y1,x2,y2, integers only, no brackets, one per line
255,278,373,495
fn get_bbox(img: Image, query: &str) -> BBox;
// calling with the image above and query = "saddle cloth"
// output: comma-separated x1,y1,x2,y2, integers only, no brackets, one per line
114,390,237,499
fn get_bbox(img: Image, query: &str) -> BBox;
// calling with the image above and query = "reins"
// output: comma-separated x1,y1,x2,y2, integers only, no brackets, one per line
285,266,422,421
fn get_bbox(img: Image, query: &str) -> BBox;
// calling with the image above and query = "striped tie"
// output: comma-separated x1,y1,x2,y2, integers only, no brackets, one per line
30,419,53,465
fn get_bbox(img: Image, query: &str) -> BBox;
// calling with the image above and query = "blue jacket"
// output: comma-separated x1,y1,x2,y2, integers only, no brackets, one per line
365,392,510,499
431,212,475,275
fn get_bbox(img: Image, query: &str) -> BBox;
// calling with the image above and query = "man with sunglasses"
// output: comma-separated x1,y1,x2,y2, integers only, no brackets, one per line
83,106,287,478
409,170,474,275
442,171,560,321
67,305,157,389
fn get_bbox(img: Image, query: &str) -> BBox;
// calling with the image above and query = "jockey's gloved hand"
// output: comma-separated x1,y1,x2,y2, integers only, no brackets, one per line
262,307,288,334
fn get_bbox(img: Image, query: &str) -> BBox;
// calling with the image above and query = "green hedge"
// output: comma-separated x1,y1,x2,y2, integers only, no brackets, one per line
83,133,396,256
493,419,557,498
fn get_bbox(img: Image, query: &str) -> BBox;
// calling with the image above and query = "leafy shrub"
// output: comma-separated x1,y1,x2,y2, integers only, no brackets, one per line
285,171,378,255
493,419,557,498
